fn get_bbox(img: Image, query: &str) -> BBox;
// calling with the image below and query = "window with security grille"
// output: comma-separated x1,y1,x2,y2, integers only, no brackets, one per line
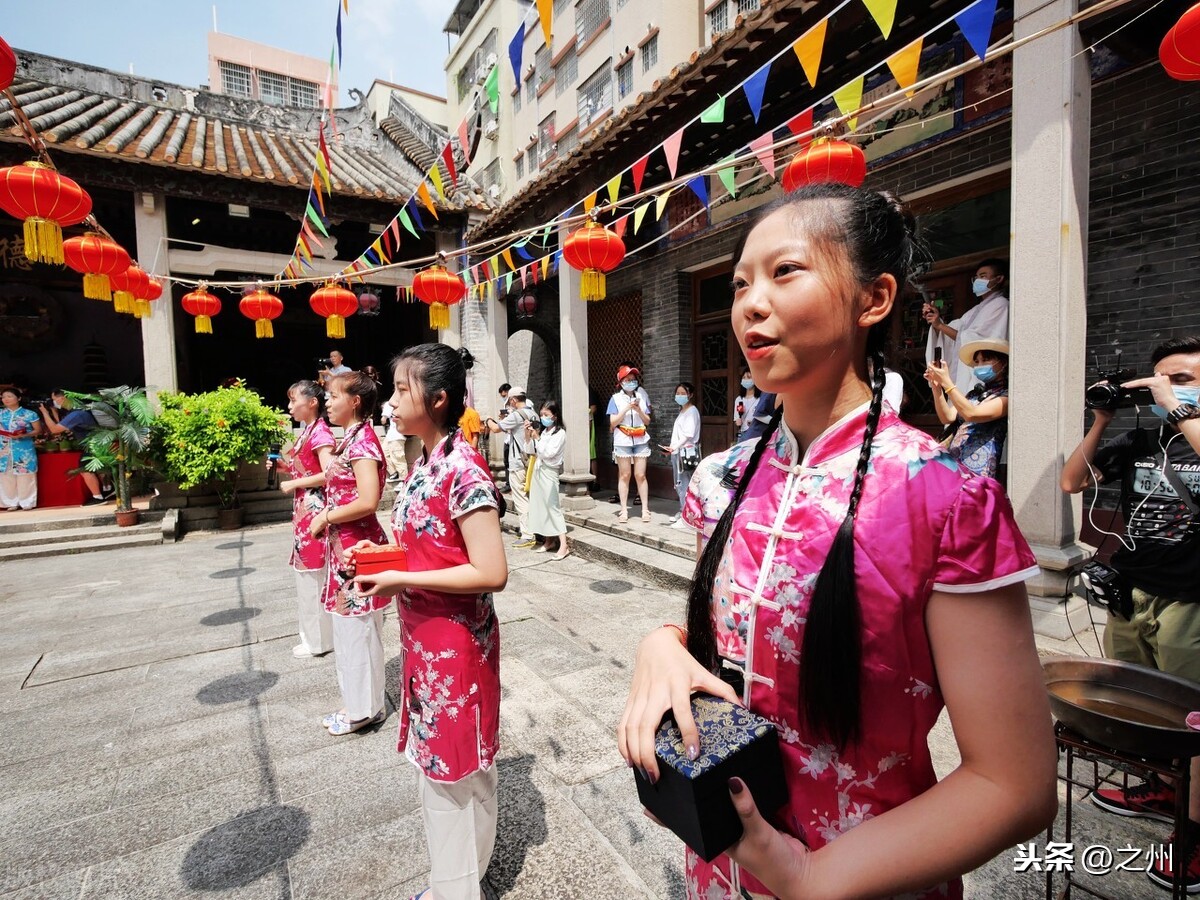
515,154,525,179
554,0,569,11
481,158,502,193
535,44,553,92
289,79,319,108
616,59,633,99
537,113,556,167
735,0,760,14
456,63,474,103
641,33,658,74
555,46,577,96
576,0,610,43
259,70,287,106
556,126,578,157
514,85,522,112
577,62,611,130
526,145,536,172
616,0,629,8
707,3,729,39
219,61,252,98
526,77,536,103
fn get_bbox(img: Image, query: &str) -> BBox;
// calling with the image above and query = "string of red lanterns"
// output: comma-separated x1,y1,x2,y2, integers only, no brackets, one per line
412,257,466,329
181,285,222,334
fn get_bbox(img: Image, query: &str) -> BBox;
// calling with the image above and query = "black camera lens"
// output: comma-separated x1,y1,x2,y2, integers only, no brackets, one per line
1084,383,1121,410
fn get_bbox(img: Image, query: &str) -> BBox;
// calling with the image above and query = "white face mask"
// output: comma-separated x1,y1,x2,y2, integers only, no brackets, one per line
621,380,638,392
972,277,992,297
741,378,755,390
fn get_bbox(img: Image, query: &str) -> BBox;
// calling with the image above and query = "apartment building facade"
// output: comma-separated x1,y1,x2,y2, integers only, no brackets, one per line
207,33,331,110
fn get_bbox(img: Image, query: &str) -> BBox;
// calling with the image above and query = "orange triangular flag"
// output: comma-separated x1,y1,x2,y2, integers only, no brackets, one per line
416,182,439,219
792,19,827,89
502,247,516,272
886,37,923,96
536,0,553,45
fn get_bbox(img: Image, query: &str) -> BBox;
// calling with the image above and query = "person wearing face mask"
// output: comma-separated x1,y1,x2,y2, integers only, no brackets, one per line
1061,335,1200,893
661,383,701,528
732,368,761,441
525,400,569,559
607,364,652,523
924,339,1010,479
923,258,1009,397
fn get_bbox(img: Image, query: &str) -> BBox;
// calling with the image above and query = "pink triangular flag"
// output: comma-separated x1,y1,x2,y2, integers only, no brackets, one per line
457,117,472,166
662,128,684,179
749,133,775,178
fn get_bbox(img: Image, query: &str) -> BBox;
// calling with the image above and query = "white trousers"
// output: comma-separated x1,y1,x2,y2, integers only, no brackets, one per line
0,472,36,510
331,608,385,720
419,766,499,900
508,463,531,538
293,569,334,654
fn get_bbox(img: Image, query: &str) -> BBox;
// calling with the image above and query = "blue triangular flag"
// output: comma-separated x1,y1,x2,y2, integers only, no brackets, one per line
514,243,534,261
686,175,709,210
407,200,426,233
335,7,343,68
508,26,524,85
742,63,771,123
956,0,998,61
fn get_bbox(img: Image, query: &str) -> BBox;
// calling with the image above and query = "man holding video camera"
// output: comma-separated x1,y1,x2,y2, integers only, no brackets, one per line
1061,335,1200,892
317,350,351,398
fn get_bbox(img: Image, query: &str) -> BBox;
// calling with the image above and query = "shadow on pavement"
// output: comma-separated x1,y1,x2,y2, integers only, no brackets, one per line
180,804,309,891
486,754,548,895
199,606,261,626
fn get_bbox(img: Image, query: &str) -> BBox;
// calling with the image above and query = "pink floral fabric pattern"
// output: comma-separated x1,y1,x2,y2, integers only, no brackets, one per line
682,406,1038,899
287,419,334,571
391,433,501,782
321,423,388,615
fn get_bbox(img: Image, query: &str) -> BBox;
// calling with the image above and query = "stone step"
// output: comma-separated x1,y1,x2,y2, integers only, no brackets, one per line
0,530,162,562
567,526,695,592
562,509,695,561
0,522,162,549
0,508,166,535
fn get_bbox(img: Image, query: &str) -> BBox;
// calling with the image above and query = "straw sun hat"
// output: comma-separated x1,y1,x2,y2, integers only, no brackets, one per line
959,338,1010,367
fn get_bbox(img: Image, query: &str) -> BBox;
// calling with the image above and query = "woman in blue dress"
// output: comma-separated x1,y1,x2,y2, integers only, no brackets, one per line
0,388,43,510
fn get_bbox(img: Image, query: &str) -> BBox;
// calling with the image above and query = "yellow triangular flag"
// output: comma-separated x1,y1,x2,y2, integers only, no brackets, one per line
886,37,923,96
416,182,439,219
489,255,499,279
502,248,515,272
540,255,550,279
633,202,650,234
833,75,865,130
606,174,622,205
861,0,897,39
536,0,553,45
584,191,597,213
654,189,673,221
792,19,827,89
429,164,445,201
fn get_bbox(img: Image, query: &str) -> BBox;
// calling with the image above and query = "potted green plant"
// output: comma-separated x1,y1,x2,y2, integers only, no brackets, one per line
150,380,289,530
70,385,155,526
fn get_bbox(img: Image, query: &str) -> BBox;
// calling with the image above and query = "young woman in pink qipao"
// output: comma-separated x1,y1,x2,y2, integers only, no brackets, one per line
351,343,507,900
309,371,388,737
278,380,336,658
618,184,1058,899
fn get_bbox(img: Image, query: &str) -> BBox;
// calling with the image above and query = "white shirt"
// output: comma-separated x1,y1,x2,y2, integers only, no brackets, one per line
607,387,651,450
670,405,701,452
380,401,402,442
926,293,1009,395
535,426,567,469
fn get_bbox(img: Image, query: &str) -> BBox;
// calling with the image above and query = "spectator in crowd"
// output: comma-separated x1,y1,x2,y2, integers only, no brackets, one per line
588,394,599,481
608,364,652,524
36,390,110,504
310,371,388,736
732,367,761,442
278,380,335,659
924,258,1010,396
497,383,511,489
741,390,776,442
0,387,42,510
460,405,483,450
318,350,352,397
380,393,409,486
662,382,701,529
526,400,570,559
924,338,1010,479
485,387,537,547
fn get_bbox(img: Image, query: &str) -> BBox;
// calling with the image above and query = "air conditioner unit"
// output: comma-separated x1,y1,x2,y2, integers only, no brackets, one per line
483,120,499,141
487,184,502,199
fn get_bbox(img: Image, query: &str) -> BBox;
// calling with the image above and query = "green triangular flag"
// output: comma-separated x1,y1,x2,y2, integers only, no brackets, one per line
484,66,499,114
700,96,725,124
306,204,329,237
717,157,738,198
398,208,419,239
505,271,512,291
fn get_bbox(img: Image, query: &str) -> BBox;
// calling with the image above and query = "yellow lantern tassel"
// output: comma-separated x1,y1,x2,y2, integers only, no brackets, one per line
133,299,151,319
429,302,450,330
83,273,112,301
580,269,606,301
256,318,274,338
325,315,345,339
195,315,213,334
23,217,64,265
113,290,134,314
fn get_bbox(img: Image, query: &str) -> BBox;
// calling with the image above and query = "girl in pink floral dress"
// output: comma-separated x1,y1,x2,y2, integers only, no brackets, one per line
619,185,1058,899
279,380,335,658
309,371,388,736
351,343,507,900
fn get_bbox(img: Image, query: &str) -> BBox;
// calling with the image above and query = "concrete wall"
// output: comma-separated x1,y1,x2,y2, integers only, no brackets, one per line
207,32,333,99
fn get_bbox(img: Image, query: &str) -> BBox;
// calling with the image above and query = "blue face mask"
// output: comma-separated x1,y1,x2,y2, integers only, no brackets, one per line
1152,386,1200,420
621,380,638,392
741,378,755,389
973,365,997,383
675,395,689,407
540,416,555,428
972,277,992,297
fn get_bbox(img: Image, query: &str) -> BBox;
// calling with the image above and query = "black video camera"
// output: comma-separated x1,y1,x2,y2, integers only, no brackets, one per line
1084,368,1153,411
316,357,333,368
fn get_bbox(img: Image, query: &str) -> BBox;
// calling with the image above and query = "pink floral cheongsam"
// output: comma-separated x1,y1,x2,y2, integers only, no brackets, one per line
288,418,334,571
321,422,387,615
390,432,501,782
681,405,1039,900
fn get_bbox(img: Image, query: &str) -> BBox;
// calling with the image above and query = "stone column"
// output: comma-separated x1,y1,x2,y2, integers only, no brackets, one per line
557,232,595,510
133,191,177,399
1008,0,1090,634
486,285,510,475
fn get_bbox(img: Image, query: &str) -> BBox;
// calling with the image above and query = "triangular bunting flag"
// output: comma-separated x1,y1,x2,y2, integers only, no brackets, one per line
505,272,513,292
389,216,402,247
686,175,709,210
488,256,499,279
306,204,330,237
956,0,997,61
336,5,344,66
458,116,473,166
540,255,550,279
655,189,673,221
749,134,776,179
613,214,629,239
520,266,528,288
886,38,923,95
429,164,445,201
508,26,524,86
700,96,725,124
792,19,827,89
536,0,553,45
514,242,533,261
408,201,426,231
717,158,738,198
861,0,897,39
502,248,516,272
399,208,419,239
416,182,439,219
372,237,387,263
633,202,650,234
632,155,649,194
530,259,539,284
584,192,598,213
663,129,684,179
606,174,622,205
786,108,814,139
311,180,326,217
484,66,500,114
442,143,458,189
833,75,865,130
742,63,771,123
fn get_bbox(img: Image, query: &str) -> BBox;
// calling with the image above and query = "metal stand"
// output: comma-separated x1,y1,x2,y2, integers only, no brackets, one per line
1048,723,1192,900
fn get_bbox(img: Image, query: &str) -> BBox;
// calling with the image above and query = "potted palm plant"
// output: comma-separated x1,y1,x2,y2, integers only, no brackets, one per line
150,381,289,530
70,385,155,526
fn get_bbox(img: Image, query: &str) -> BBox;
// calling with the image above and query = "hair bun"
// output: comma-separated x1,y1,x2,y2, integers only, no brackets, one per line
879,190,916,239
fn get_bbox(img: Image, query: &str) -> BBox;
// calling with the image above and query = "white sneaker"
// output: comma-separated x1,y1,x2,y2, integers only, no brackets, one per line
670,519,692,531
666,515,680,525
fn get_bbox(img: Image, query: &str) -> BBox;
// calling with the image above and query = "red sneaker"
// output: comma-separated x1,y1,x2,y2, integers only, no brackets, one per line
1091,777,1176,825
1147,829,1200,894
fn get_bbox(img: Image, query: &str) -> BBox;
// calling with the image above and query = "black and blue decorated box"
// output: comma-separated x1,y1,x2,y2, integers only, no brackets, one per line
634,694,788,862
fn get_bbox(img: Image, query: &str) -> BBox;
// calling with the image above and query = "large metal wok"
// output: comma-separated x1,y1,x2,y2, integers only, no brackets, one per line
1042,658,1200,759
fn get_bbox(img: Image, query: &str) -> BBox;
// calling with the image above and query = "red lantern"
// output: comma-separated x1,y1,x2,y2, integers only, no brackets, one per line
133,277,163,319
1160,2,1200,81
0,160,92,264
357,291,380,315
561,220,626,301
109,265,150,315
240,288,284,338
0,37,16,92
62,233,131,301
412,263,466,330
516,289,538,318
781,138,867,192
181,287,221,334
309,283,358,339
